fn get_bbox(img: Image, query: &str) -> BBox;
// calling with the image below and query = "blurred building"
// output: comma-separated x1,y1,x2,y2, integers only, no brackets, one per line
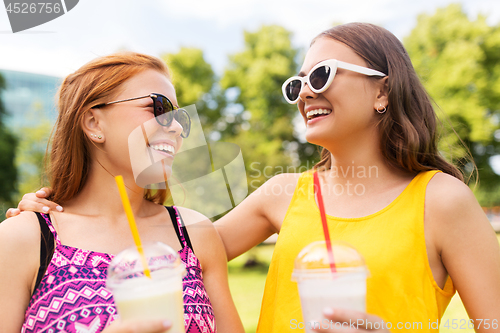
0,69,60,128
0,69,61,196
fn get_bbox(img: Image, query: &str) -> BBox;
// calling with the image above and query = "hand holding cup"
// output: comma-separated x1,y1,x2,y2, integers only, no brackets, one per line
312,307,389,332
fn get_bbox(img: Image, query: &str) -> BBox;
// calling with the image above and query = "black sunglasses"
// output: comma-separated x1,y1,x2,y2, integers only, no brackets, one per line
93,93,191,138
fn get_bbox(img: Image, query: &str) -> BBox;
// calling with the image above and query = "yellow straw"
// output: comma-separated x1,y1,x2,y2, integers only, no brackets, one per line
114,175,152,278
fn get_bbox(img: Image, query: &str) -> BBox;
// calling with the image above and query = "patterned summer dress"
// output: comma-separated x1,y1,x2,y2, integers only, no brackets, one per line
22,206,216,333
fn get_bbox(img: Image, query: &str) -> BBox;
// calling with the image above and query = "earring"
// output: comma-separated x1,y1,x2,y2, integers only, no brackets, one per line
376,104,387,114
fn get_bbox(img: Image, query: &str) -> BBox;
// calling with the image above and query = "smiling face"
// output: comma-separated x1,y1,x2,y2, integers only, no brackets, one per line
93,69,183,186
297,37,387,151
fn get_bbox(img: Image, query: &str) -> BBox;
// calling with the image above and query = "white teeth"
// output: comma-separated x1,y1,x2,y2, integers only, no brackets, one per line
306,109,332,119
150,144,175,154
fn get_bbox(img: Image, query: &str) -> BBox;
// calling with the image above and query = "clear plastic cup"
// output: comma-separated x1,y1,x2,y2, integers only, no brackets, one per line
107,242,185,333
292,240,368,332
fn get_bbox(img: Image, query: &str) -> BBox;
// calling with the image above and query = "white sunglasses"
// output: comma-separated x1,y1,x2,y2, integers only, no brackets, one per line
282,59,387,104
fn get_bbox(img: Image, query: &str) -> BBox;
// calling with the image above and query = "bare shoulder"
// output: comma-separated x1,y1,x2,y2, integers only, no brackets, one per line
262,172,302,187
175,206,214,230
424,174,500,322
424,172,492,250
0,212,41,300
257,171,302,202
423,172,497,271
0,212,41,252
174,206,224,265
425,172,479,219
252,172,302,201
174,206,217,243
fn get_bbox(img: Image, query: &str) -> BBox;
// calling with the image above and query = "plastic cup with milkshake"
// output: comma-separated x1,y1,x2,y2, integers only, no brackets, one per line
292,240,368,332
107,242,186,333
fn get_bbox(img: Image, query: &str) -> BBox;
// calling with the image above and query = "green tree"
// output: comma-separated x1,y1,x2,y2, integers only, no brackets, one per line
405,4,500,205
221,25,316,191
0,74,18,218
162,47,226,136
163,47,215,106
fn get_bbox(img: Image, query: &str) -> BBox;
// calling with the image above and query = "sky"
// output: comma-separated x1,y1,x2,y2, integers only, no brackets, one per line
0,0,500,78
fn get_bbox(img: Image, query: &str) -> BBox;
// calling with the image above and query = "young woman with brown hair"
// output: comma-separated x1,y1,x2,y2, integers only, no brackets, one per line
9,23,500,332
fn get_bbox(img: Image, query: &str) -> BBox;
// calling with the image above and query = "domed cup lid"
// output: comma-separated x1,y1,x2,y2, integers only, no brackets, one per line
292,240,368,281
107,242,185,288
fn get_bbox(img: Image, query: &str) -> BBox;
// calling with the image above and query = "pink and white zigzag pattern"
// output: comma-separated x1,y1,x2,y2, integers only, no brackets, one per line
179,246,216,333
22,215,116,333
22,212,216,333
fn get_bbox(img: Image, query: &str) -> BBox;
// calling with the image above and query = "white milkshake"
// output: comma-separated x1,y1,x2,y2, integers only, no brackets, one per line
107,242,186,333
292,241,368,333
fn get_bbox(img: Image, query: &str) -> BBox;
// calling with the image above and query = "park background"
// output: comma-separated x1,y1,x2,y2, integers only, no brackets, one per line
1,0,500,332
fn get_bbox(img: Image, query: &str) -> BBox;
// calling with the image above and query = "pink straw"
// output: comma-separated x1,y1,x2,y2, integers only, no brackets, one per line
313,171,336,273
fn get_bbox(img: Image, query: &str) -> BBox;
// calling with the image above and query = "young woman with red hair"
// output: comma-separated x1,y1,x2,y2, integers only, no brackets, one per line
0,52,243,333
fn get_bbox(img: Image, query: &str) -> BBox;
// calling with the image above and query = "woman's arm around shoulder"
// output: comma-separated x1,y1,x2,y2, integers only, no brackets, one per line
215,172,302,261
176,207,245,333
426,172,500,332
0,212,42,332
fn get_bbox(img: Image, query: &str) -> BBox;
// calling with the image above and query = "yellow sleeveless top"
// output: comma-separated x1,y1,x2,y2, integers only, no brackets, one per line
257,170,455,332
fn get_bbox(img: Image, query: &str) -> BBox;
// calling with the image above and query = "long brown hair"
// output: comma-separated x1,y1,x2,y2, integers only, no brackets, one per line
47,52,171,204
312,23,464,181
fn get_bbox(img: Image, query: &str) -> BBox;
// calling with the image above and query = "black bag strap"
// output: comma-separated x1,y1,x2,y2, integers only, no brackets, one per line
34,213,55,293
165,206,194,254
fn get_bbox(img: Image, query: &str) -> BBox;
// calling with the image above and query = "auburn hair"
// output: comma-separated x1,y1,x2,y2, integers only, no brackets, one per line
312,23,464,181
46,52,171,204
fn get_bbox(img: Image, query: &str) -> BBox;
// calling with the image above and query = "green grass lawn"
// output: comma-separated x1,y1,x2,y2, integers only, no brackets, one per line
440,293,474,332
227,235,500,333
227,244,274,333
